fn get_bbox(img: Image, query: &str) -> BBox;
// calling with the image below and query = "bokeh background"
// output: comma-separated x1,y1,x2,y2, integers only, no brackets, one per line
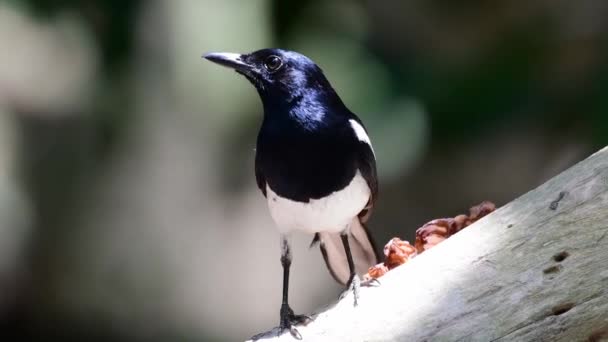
1,0,607,340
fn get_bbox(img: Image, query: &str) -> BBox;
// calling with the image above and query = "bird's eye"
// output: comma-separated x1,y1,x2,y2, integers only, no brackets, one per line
264,55,283,71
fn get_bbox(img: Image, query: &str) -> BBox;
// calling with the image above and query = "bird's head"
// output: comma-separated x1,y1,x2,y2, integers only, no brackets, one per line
204,48,344,113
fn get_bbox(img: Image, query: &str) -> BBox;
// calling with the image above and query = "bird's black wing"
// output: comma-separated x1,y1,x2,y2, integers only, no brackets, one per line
312,119,380,285
254,151,267,197
355,137,378,223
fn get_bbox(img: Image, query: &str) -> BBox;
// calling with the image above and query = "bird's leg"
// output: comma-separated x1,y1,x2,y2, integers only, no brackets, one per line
278,236,311,339
339,232,362,306
339,232,381,306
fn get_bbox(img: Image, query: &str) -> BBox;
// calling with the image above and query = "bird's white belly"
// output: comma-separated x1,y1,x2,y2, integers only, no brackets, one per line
266,171,370,234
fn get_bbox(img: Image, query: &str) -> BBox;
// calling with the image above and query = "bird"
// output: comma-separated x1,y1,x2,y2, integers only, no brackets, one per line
204,48,379,338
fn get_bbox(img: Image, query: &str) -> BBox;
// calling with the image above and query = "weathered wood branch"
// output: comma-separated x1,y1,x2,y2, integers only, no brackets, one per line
249,146,608,342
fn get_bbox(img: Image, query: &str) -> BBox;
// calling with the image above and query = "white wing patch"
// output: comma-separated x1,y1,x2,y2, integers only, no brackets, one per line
349,119,375,156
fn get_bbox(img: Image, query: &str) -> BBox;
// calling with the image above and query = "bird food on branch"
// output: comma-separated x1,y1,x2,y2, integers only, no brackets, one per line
365,201,496,280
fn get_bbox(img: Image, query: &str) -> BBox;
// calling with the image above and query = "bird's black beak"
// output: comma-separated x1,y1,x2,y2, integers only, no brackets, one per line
203,52,253,73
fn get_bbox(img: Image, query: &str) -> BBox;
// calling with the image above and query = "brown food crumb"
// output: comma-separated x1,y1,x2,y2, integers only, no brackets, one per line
366,263,389,279
365,201,496,280
384,238,417,269
468,201,496,223
415,201,495,253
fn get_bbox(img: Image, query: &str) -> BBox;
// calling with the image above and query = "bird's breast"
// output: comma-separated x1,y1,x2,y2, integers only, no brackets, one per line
266,171,370,234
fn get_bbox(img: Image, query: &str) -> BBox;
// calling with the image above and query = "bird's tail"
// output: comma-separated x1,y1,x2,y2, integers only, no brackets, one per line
311,217,380,286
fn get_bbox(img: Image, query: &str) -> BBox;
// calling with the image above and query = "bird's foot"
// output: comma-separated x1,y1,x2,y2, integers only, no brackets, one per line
250,305,312,341
279,304,312,340
363,277,381,287
339,275,380,306
339,274,361,306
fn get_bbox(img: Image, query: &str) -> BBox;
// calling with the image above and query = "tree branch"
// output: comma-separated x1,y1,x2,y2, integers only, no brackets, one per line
249,146,608,342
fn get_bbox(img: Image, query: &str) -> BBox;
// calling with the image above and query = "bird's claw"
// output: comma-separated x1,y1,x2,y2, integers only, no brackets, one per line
279,304,312,340
339,274,380,306
363,277,381,287
339,274,361,305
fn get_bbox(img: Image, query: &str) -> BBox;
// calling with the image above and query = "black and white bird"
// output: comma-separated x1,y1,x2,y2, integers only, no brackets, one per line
204,49,379,338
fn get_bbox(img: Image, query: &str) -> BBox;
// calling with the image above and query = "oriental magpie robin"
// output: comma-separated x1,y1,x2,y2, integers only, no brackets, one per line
204,49,380,338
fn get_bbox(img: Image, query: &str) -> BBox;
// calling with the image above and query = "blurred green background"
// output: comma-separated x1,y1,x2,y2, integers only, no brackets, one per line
0,0,606,340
